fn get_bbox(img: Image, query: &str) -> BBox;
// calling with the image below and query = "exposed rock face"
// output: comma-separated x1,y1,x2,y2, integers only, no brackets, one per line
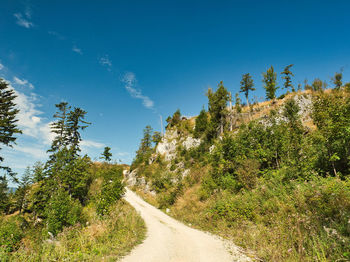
260,94,313,126
182,136,201,150
124,169,156,196
156,128,201,161
156,129,178,161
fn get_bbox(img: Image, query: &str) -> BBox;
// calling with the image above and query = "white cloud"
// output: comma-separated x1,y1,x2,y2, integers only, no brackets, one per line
99,55,112,67
13,145,47,159
0,63,4,70
14,13,33,28
13,76,28,85
72,46,83,55
13,90,43,137
122,72,154,109
81,140,105,148
13,77,34,89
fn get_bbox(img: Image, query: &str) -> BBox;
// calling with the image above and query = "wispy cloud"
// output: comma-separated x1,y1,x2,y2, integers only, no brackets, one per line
81,140,105,148
72,45,83,55
122,72,154,109
48,31,65,40
0,63,4,71
14,12,33,28
13,76,34,89
99,55,112,67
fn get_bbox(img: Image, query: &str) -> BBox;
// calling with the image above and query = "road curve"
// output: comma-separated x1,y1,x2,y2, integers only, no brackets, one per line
122,188,251,262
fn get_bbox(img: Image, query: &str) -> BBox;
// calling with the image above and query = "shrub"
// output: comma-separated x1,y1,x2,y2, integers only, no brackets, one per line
45,189,83,236
0,217,24,253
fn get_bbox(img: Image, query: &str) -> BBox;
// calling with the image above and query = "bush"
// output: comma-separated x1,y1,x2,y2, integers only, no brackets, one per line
45,189,83,236
0,217,24,253
96,165,125,216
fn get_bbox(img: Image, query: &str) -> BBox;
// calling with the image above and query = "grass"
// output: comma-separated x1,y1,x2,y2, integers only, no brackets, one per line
6,200,146,262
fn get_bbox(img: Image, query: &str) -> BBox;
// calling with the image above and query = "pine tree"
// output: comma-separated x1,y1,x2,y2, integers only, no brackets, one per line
0,79,22,177
207,81,230,137
332,72,343,89
240,73,255,106
194,107,208,138
49,102,70,153
235,93,242,113
15,167,32,214
281,64,294,92
66,107,90,155
101,146,112,162
152,131,162,145
262,66,279,100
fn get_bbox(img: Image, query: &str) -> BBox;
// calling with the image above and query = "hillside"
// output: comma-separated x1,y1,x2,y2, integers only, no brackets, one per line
0,163,146,261
126,88,350,261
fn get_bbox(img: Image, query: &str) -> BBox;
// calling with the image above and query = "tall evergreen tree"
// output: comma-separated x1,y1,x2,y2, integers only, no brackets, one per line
207,81,230,137
194,107,208,138
101,146,112,162
240,73,255,106
0,79,21,212
281,64,294,92
66,107,90,155
0,79,22,177
152,131,162,145
49,102,70,154
263,66,279,100
15,167,32,214
235,93,242,113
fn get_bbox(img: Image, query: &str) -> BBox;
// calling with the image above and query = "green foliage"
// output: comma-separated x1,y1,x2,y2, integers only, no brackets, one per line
45,188,83,236
152,131,162,145
312,90,350,177
240,73,255,106
96,165,125,216
101,146,112,162
194,108,208,138
206,81,230,138
0,78,22,191
281,64,294,92
0,178,9,213
262,66,279,100
132,125,154,168
332,71,343,89
312,78,325,91
0,217,24,253
166,109,181,128
234,93,242,113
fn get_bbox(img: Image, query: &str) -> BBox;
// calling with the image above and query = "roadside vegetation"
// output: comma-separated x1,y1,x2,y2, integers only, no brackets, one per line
130,67,350,261
0,79,145,261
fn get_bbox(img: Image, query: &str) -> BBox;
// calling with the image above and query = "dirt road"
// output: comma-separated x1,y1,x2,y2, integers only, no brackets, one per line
122,188,251,262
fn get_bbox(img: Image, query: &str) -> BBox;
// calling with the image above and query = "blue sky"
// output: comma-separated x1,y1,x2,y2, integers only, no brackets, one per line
1,0,350,184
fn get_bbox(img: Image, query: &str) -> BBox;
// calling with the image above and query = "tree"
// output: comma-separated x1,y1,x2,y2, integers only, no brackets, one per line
49,102,70,154
101,147,112,162
235,93,242,113
152,131,162,145
66,107,90,155
281,64,294,92
0,79,22,178
332,72,342,89
133,125,154,166
15,167,32,214
194,108,208,138
0,177,9,213
46,103,92,202
312,78,324,92
207,81,230,137
166,109,181,128
240,73,255,106
262,66,279,101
